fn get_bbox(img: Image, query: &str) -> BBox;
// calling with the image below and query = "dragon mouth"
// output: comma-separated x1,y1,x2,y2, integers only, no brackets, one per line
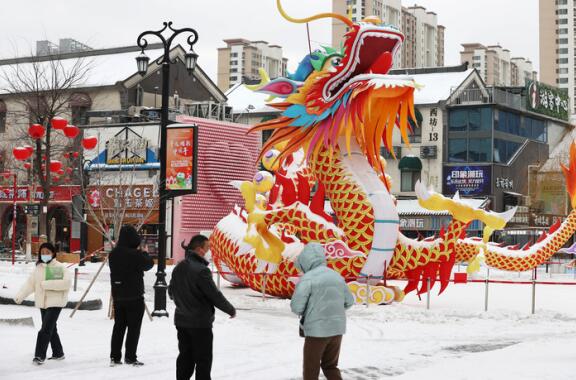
324,27,410,100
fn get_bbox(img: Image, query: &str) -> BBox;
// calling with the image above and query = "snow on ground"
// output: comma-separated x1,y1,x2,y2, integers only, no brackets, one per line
1,261,576,380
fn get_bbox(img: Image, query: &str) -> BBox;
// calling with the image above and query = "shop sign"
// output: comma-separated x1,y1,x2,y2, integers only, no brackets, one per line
106,127,149,165
0,186,80,202
495,177,513,190
23,204,40,216
507,205,529,226
526,80,569,121
87,185,158,210
530,213,565,227
444,166,491,196
400,218,425,229
166,124,198,194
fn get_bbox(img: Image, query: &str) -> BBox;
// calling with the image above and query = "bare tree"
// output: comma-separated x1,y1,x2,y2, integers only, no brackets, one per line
0,51,92,237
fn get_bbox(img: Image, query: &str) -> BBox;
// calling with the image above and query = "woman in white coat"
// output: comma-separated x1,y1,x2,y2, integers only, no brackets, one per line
14,242,72,365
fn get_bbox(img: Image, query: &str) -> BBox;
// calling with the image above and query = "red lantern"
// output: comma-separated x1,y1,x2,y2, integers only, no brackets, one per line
28,124,45,139
63,153,70,159
49,161,62,173
72,152,79,158
23,162,32,170
57,169,64,176
51,117,68,130
82,136,98,150
13,147,32,161
63,125,79,138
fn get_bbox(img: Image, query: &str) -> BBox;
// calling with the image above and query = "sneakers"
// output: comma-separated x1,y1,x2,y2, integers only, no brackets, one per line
48,355,65,361
125,359,144,366
110,359,122,367
32,357,45,365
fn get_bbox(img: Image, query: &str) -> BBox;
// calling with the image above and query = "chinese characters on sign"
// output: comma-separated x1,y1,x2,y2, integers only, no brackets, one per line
87,185,158,210
428,107,439,142
400,218,424,229
444,166,491,196
166,125,197,192
526,80,569,121
495,177,513,190
0,186,80,202
531,214,565,227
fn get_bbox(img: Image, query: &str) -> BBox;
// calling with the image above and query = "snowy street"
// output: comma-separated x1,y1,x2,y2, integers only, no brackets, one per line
1,261,576,380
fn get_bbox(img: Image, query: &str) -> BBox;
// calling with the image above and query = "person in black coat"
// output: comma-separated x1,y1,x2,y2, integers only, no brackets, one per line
108,225,154,367
169,234,236,380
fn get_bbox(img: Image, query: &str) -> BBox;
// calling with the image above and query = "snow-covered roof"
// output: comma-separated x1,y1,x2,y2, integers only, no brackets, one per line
406,69,475,105
225,69,475,115
225,82,280,114
0,48,161,93
397,197,489,216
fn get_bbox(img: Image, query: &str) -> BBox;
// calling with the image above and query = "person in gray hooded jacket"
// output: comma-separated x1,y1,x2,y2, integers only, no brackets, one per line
290,242,355,380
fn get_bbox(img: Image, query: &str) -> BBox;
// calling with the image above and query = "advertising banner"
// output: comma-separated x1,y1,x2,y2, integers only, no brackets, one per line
166,124,198,194
526,80,569,121
0,185,81,203
443,166,491,196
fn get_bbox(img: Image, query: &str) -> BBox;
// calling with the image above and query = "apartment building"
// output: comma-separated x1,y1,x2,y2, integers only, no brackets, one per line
36,38,92,56
539,0,574,113
332,0,444,69
460,43,537,86
217,39,288,91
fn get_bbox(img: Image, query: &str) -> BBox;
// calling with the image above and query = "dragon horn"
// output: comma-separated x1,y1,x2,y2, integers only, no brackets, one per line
453,191,461,201
415,180,431,201
276,0,354,27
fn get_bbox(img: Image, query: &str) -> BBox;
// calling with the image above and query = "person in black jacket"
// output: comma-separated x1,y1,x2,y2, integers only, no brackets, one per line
108,225,154,367
169,234,236,380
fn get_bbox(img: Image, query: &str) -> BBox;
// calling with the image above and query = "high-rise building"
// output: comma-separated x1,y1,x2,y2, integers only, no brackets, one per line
217,39,288,91
539,0,573,112
332,1,444,69
36,38,92,56
460,43,536,86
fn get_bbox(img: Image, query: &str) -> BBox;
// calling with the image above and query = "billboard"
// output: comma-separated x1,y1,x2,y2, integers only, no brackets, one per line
443,166,491,196
166,124,198,194
526,80,569,121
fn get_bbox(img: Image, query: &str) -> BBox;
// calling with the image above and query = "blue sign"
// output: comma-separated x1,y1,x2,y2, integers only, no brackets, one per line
444,166,491,196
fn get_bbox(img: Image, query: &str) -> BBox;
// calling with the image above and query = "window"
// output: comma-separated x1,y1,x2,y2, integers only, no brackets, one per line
556,0,567,4
494,139,521,163
557,77,569,84
69,92,91,126
231,53,238,58
556,18,568,24
0,100,5,133
229,76,238,81
556,8,568,14
448,139,467,162
401,170,421,192
557,28,568,34
557,48,569,54
468,138,491,162
557,38,569,44
557,68,569,74
557,58,569,64
230,68,238,73
230,60,238,65
449,109,467,131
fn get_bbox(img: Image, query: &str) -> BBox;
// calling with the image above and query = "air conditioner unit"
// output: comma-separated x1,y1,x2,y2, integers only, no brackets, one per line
420,146,437,159
380,146,401,159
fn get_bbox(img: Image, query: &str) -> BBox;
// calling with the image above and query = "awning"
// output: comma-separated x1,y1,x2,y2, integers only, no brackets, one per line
398,155,422,171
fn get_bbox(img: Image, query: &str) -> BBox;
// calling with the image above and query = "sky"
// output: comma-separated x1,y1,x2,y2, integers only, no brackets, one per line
0,0,540,82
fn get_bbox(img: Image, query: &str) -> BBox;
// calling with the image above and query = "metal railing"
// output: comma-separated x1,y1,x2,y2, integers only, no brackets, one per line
449,87,525,111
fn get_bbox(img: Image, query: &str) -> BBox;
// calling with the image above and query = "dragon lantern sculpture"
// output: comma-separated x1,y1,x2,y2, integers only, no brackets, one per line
210,1,576,304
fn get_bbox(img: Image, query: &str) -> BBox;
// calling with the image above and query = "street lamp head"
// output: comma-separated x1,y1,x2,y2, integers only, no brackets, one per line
185,49,199,74
136,52,150,76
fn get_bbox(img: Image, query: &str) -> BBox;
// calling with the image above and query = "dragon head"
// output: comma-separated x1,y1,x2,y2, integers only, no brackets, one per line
251,1,419,175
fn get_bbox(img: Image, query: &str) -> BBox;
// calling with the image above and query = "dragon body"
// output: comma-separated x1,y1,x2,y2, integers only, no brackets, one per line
210,1,576,304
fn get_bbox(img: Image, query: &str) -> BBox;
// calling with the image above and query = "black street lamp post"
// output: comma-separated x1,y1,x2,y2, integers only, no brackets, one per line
136,22,199,317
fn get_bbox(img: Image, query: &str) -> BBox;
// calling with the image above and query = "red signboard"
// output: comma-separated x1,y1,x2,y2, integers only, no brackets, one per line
166,124,198,195
0,185,80,202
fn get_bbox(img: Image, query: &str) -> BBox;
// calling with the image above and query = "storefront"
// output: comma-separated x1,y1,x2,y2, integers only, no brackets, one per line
0,185,80,253
85,184,159,256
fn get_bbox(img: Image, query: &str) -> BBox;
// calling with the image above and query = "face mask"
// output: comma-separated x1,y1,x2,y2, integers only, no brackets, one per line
41,255,52,263
204,250,212,262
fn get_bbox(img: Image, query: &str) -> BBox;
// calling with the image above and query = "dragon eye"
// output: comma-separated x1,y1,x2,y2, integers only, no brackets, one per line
331,57,343,67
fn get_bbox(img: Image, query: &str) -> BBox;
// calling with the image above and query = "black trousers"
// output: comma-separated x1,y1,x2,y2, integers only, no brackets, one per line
35,307,64,360
110,298,145,362
176,327,213,380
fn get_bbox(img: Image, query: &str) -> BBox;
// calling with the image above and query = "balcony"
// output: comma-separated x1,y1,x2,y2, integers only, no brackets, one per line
448,87,524,111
